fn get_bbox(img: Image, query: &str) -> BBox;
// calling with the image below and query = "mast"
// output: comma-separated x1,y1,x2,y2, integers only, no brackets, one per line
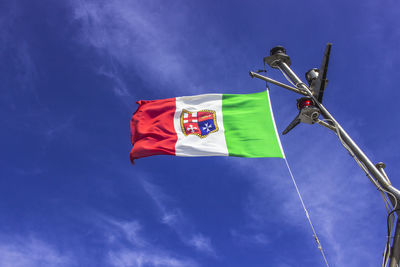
250,44,400,267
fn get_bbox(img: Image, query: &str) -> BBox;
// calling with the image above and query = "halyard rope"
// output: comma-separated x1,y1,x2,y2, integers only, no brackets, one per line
284,157,330,267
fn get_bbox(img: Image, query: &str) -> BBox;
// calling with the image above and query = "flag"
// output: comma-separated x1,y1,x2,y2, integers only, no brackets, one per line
130,91,284,162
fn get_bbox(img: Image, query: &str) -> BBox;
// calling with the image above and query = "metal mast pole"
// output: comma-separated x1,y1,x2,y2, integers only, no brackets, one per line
250,45,400,267
390,219,400,267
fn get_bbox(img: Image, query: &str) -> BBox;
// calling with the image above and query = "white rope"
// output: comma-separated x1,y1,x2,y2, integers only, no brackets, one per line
284,157,331,267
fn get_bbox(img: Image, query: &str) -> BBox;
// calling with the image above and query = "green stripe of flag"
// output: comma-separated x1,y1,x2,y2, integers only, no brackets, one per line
222,91,284,158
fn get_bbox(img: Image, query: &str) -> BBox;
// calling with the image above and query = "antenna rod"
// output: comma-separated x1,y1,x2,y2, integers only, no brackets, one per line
249,71,308,96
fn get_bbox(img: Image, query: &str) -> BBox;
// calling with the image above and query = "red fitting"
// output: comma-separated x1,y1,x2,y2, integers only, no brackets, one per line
299,99,312,109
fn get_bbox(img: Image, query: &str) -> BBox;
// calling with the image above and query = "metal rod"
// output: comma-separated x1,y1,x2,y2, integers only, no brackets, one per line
249,71,308,96
316,119,336,131
377,162,392,185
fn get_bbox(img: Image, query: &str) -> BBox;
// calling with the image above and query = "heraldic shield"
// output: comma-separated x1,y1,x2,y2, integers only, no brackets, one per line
180,109,219,138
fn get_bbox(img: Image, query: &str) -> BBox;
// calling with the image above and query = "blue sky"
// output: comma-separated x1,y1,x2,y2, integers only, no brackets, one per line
1,0,400,266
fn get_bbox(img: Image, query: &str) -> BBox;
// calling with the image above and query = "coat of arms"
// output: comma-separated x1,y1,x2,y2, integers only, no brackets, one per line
180,109,218,138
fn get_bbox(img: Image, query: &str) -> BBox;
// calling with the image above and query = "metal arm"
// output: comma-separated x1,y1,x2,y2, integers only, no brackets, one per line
249,71,308,96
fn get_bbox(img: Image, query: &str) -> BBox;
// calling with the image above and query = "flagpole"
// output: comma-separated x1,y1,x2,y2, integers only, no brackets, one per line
250,45,400,267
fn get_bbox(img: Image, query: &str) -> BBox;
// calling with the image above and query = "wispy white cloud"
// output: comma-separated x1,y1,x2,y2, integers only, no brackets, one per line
0,2,17,53
70,0,199,96
188,234,214,255
0,235,73,267
14,42,38,94
0,3,38,94
97,66,129,96
45,116,75,138
230,230,270,246
94,215,199,267
0,11,39,109
108,249,198,267
141,178,216,256
351,0,400,84
100,217,147,248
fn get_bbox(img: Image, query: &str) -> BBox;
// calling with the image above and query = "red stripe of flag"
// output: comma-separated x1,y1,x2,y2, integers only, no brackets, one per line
130,98,177,162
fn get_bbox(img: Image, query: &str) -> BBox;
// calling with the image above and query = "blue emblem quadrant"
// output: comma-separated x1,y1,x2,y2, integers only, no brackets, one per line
198,119,216,136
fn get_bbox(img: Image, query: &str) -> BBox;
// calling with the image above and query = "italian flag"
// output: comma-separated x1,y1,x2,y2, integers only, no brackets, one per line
130,91,285,162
